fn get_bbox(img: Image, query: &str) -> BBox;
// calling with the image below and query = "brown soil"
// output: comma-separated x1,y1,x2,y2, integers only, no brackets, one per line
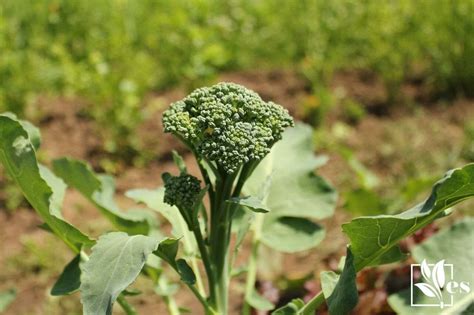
0,69,472,315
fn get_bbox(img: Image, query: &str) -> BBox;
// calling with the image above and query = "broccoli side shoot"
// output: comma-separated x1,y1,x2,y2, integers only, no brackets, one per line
162,172,202,211
162,82,294,173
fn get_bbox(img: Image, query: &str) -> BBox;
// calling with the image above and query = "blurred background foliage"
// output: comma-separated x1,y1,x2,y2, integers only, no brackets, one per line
0,1,473,313
1,0,472,157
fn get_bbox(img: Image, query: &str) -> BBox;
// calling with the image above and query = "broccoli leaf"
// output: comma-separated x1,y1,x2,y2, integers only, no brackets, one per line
0,115,93,252
155,238,180,267
1,112,41,150
53,158,155,235
248,123,336,220
175,259,196,285
244,123,337,252
321,164,474,315
320,248,358,315
80,232,162,315
154,238,196,285
51,254,82,296
261,216,325,253
343,164,474,270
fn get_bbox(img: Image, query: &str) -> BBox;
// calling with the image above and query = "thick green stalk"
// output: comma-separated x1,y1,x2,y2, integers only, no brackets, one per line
209,169,238,314
205,160,261,314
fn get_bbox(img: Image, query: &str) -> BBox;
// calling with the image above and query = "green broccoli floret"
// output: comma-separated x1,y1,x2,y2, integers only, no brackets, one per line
163,172,202,210
162,82,294,173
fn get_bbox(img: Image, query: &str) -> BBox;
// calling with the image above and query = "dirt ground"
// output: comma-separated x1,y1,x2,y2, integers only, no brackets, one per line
0,69,473,315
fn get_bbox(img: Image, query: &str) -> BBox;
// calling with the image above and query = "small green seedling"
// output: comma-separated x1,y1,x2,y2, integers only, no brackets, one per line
0,83,473,315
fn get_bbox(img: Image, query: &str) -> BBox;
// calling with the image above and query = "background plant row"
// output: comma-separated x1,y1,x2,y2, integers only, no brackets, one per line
1,0,472,156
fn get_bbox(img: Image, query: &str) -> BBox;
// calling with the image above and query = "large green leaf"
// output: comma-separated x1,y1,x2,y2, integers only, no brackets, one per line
322,165,474,315
51,254,82,296
247,123,336,220
261,216,325,253
244,123,337,252
125,188,197,256
53,158,154,235
320,248,358,315
388,217,474,314
343,164,474,271
80,232,162,315
0,115,93,252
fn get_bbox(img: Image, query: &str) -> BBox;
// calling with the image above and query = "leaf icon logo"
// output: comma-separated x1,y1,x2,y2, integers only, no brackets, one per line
432,260,446,289
415,259,446,307
414,283,438,298
421,259,431,280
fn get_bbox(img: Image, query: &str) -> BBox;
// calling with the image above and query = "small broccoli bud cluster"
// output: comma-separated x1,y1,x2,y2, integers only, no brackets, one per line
163,172,202,210
163,82,294,173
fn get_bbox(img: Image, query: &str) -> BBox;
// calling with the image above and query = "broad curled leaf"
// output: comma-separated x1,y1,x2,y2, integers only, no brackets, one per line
343,164,474,271
53,158,154,235
51,254,82,296
0,115,93,252
80,232,162,315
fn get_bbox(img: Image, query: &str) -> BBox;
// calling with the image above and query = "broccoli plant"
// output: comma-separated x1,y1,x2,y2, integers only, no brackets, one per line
0,83,473,315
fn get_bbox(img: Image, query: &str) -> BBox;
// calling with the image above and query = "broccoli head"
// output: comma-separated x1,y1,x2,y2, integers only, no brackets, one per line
163,172,202,210
162,82,294,173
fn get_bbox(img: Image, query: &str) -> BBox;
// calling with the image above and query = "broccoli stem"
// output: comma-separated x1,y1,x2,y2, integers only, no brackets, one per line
206,160,261,314
209,168,237,314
